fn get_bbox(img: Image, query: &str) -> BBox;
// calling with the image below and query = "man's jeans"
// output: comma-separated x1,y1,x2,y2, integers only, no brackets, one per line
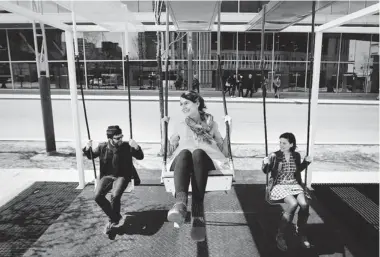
94,176,129,223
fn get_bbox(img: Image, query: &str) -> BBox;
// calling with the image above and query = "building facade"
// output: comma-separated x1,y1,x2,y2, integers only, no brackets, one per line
0,0,378,93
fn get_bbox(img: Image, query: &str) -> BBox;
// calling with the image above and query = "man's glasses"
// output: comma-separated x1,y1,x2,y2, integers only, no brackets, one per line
113,135,123,140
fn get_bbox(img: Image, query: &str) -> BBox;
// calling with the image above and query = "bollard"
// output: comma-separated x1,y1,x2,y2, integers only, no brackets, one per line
39,71,56,155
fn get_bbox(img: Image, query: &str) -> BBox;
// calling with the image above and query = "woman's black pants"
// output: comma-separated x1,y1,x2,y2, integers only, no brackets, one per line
171,149,215,203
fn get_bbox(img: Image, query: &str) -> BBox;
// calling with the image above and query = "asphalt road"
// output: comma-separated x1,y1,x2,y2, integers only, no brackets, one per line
0,99,378,144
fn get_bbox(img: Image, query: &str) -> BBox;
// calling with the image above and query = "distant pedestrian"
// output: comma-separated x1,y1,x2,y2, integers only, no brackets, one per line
244,74,254,97
273,76,281,98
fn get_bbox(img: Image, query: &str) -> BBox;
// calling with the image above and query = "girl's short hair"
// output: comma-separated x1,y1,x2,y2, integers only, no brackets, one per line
279,132,297,152
180,91,206,112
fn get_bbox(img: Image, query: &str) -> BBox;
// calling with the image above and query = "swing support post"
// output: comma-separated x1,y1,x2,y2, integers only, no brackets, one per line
72,3,97,181
217,2,234,178
65,29,85,189
307,1,322,188
124,23,133,139
260,5,268,157
163,3,169,167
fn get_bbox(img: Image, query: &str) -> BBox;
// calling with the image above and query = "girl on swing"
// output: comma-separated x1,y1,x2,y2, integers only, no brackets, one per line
262,132,313,251
161,91,232,242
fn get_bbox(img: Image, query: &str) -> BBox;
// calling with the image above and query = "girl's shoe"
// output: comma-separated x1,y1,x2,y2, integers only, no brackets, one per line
276,232,288,251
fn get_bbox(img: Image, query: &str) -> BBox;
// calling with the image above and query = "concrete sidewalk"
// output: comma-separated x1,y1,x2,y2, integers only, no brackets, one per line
0,88,379,105
0,141,378,209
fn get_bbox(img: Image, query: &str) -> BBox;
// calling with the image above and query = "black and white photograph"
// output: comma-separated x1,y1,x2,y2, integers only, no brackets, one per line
0,0,378,256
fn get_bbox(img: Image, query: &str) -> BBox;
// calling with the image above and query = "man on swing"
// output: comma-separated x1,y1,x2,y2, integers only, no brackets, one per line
83,125,144,238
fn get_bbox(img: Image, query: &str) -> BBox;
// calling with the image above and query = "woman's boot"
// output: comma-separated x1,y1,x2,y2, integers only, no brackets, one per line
167,192,187,226
276,212,292,251
297,208,311,248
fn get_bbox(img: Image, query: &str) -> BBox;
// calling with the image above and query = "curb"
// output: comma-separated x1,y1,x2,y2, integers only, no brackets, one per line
0,139,378,145
0,94,378,105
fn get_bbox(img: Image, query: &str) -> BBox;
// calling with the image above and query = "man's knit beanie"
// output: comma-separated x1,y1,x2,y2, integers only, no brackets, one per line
106,125,122,139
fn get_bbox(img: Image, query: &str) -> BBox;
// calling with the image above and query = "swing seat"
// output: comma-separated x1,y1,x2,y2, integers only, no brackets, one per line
124,179,135,193
161,160,234,196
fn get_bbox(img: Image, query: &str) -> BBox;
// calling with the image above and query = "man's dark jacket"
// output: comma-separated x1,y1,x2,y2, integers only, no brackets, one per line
83,141,144,185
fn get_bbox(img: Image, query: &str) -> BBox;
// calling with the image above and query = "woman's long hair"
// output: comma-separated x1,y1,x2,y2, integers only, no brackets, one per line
279,132,297,152
180,91,207,120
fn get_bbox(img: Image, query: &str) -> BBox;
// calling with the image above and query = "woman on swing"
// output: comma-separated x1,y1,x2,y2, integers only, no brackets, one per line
262,132,313,251
161,91,232,242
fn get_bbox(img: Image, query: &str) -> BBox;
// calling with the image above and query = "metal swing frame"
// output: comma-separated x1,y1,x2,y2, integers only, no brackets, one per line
264,1,316,205
160,2,234,196
71,4,136,192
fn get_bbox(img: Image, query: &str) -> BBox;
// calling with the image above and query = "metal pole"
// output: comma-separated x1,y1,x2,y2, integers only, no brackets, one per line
72,5,96,180
188,32,193,89
336,33,342,93
305,1,316,187
260,5,268,157
217,3,234,177
6,29,14,89
304,32,309,92
217,9,221,91
124,24,133,139
164,4,169,165
271,32,275,91
65,30,85,189
32,21,41,78
40,23,49,77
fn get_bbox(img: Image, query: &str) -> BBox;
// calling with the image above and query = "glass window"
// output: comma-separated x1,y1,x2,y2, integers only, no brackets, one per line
83,32,123,60
124,1,139,12
86,61,123,89
322,33,340,61
340,33,371,61
221,32,236,50
45,29,68,60
11,63,38,89
320,62,339,92
0,63,11,89
49,62,68,89
239,1,266,13
370,34,379,60
221,1,238,12
368,57,379,93
138,32,158,60
0,30,8,61
274,33,308,61
134,1,166,12
48,62,86,89
8,30,36,61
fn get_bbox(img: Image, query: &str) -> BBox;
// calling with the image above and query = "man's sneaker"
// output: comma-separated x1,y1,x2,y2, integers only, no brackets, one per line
190,217,206,242
276,232,288,251
167,203,187,226
104,221,114,235
299,235,311,249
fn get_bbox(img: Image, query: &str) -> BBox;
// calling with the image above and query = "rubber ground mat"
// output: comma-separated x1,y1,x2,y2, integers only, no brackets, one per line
22,184,372,257
312,184,379,257
0,182,80,257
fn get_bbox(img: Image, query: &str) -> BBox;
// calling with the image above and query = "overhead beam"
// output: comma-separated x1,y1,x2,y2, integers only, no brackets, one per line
53,0,141,33
316,3,380,32
0,0,70,30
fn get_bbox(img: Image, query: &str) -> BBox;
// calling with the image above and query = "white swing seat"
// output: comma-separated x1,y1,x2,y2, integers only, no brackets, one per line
125,179,135,193
161,161,234,196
